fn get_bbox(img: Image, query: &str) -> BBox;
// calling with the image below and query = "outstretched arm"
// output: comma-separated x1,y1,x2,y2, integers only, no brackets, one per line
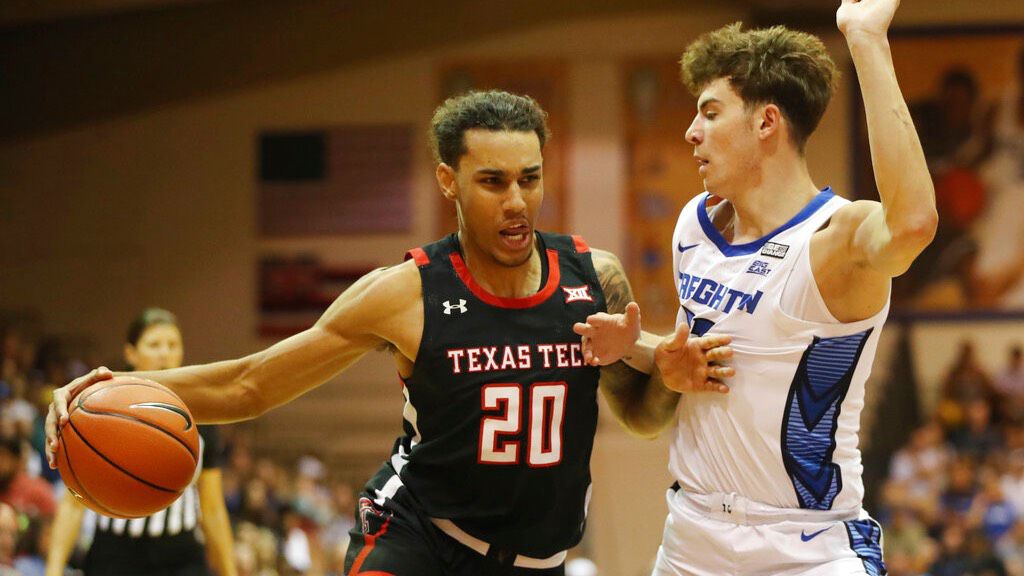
836,0,938,277
46,262,421,467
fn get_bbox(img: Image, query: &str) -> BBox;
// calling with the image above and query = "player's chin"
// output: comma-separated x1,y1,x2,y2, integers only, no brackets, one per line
493,246,534,268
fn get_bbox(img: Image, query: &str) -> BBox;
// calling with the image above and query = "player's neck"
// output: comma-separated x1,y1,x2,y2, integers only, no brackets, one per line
456,232,544,298
723,156,820,244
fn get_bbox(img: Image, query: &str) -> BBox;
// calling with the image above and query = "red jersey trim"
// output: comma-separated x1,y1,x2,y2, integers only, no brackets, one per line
405,247,430,267
449,249,561,309
571,235,590,254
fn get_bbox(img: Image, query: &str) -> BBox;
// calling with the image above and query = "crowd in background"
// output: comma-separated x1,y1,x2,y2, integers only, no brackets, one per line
5,317,1024,576
0,319,357,576
881,341,1024,576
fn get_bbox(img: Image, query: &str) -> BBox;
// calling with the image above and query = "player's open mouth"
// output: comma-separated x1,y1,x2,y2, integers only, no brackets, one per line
500,225,532,250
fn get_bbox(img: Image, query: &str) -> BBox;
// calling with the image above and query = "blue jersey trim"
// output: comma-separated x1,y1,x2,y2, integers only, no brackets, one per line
696,187,834,257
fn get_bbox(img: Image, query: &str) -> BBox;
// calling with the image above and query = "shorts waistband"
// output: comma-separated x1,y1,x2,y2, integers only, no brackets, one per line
670,482,858,526
430,518,567,569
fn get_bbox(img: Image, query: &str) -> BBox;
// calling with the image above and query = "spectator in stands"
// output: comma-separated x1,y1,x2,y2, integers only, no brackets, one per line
14,516,52,576
997,520,1024,576
971,467,1018,542
0,436,54,519
882,505,938,576
1003,449,1024,516
0,503,18,576
890,420,951,505
931,522,974,576
952,397,1005,460
939,341,997,430
996,346,1024,421
965,527,1010,576
943,456,981,523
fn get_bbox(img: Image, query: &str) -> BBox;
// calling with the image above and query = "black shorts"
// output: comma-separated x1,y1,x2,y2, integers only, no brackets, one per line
345,464,565,576
84,532,210,576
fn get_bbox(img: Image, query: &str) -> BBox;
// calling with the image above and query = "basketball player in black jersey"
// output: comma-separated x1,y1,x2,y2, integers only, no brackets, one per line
44,90,730,575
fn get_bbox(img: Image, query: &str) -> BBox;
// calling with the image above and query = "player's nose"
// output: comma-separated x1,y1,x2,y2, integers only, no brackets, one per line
685,115,702,145
503,184,527,213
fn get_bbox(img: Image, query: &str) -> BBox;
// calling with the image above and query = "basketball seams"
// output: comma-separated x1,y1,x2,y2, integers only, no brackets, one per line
59,423,136,519
75,405,199,462
67,419,180,494
57,376,200,518
75,383,199,462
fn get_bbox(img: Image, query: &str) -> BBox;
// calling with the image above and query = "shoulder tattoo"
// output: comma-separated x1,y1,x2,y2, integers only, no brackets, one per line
591,249,635,315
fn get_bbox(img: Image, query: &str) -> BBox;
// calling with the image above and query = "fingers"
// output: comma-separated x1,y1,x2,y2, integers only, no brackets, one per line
660,322,690,352
46,366,113,469
624,302,641,326
705,346,734,363
44,409,58,469
696,334,731,350
579,335,600,367
707,365,734,380
572,322,594,338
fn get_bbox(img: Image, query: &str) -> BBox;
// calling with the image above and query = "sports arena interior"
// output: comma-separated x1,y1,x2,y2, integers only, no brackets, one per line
2,1,1024,574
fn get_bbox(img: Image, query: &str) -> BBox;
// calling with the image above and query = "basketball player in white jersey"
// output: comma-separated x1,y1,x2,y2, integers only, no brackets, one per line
575,1,937,574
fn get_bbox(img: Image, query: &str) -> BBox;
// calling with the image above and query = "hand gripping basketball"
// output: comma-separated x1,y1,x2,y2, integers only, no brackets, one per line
47,370,200,518
46,366,114,469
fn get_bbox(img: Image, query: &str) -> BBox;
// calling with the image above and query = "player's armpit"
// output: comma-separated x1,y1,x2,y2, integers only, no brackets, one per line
849,200,936,277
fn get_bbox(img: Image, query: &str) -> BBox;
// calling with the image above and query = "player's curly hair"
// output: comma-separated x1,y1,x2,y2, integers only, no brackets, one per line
430,90,550,167
681,22,837,151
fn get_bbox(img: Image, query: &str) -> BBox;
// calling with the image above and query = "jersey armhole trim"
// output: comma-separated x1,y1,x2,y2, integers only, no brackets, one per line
571,235,591,254
405,248,430,267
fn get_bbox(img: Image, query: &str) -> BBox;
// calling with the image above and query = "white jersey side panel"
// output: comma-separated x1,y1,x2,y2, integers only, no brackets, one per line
668,188,890,515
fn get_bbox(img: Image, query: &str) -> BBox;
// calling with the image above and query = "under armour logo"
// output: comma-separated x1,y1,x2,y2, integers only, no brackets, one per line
562,285,593,303
443,299,468,315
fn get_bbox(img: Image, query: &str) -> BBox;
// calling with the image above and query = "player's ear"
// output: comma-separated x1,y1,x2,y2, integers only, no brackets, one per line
123,343,138,368
436,163,458,202
758,103,782,141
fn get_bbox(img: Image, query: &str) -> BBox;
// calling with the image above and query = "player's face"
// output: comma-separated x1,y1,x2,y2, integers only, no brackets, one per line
125,323,184,371
685,78,761,197
440,129,544,268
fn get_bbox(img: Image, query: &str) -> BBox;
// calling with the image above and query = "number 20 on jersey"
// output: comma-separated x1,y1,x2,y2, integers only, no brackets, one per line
479,382,567,467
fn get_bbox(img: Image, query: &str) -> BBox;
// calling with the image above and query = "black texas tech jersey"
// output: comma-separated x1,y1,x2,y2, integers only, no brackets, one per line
396,231,606,558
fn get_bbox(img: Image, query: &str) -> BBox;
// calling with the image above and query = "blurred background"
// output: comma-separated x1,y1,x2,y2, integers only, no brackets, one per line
1,1,1023,574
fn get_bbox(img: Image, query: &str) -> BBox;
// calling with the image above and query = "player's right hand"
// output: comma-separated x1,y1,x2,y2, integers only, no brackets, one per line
45,366,115,469
655,324,734,394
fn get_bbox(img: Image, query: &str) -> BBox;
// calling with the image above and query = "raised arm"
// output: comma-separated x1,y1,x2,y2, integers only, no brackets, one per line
833,0,938,277
46,262,422,466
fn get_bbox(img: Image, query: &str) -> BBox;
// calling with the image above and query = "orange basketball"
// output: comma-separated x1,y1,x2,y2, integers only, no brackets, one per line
56,375,200,519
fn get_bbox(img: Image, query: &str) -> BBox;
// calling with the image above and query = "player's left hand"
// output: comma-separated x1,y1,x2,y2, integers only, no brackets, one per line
573,302,642,366
655,324,734,394
837,0,899,39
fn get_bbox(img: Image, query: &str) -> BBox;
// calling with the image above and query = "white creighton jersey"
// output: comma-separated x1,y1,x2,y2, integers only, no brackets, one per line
669,187,889,515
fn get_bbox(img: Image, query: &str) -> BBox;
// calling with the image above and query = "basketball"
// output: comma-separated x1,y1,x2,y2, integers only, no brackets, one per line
56,375,200,519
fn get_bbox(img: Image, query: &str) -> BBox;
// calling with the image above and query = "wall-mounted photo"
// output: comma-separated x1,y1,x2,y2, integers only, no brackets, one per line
853,27,1024,313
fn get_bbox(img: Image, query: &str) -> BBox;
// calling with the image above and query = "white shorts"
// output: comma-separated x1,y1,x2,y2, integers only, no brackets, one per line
652,488,885,576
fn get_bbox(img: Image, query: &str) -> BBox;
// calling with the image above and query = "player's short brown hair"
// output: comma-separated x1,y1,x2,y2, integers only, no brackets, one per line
681,23,837,151
430,90,550,168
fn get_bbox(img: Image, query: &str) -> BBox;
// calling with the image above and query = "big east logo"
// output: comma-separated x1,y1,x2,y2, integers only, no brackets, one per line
562,285,593,303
